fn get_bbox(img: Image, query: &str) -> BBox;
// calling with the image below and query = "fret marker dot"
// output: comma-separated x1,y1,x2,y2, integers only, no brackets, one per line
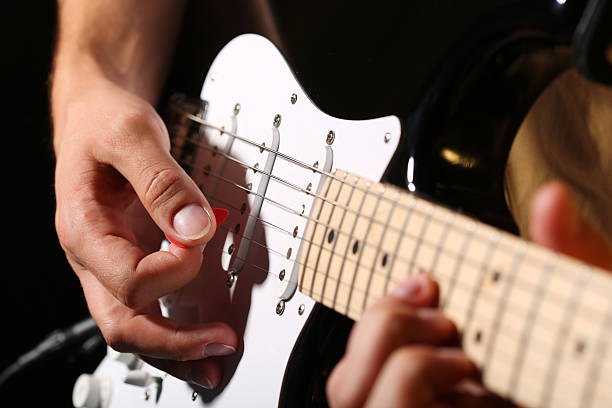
381,253,388,267
328,230,335,243
474,330,483,343
352,240,359,254
492,270,502,283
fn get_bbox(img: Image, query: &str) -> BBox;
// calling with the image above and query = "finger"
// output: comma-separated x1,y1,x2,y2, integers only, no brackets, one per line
327,276,455,408
139,355,224,390
79,233,207,309
529,181,612,270
97,107,216,247
364,347,477,408
390,273,440,307
80,270,238,362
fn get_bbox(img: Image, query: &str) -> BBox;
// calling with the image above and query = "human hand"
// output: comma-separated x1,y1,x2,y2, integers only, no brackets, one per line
53,77,237,389
327,274,486,408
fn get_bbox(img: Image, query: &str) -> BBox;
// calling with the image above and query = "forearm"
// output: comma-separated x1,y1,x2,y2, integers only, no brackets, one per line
51,0,186,137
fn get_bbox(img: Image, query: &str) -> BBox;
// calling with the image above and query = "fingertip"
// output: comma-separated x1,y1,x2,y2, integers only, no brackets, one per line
391,273,439,307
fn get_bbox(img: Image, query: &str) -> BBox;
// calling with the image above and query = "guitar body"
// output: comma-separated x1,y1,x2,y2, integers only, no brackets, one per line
75,1,604,407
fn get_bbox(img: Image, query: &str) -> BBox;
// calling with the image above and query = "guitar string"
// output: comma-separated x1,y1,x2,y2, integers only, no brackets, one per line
174,152,610,308
200,225,612,380
173,131,578,283
200,181,609,340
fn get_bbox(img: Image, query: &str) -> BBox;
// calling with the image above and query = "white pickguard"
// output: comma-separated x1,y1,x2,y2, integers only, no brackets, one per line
85,34,401,408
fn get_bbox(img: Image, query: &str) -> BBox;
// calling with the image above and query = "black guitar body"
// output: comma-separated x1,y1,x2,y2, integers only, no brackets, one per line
162,1,604,406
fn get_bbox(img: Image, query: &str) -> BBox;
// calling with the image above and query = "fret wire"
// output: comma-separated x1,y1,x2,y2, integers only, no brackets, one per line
307,172,346,300
344,181,380,315
440,222,475,310
424,211,455,281
360,190,401,313
461,230,501,341
381,198,417,295
481,242,527,374
539,271,588,407
320,173,357,306
580,297,612,408
506,255,555,396
407,205,434,277
331,176,371,310
192,159,606,314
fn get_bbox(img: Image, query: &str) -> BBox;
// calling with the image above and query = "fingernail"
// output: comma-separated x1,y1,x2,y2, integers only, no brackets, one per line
173,204,212,240
186,369,214,389
204,343,236,357
392,275,424,300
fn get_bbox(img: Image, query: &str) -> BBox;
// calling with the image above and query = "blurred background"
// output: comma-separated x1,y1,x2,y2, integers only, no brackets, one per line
0,2,104,405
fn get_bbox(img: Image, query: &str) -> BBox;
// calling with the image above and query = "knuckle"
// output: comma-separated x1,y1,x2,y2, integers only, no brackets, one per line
142,166,185,214
390,346,435,372
100,323,129,353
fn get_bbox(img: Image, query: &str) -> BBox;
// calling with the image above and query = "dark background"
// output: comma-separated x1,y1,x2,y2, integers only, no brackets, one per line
1,2,101,406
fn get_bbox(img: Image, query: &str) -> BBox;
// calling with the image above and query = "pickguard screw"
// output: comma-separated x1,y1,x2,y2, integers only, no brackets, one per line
192,391,198,401
273,114,282,128
279,269,286,281
276,300,286,315
234,103,241,115
228,243,235,255
226,272,236,288
326,130,335,145
298,304,305,315
259,142,266,153
293,226,298,238
384,132,392,143
291,93,298,104
144,389,151,401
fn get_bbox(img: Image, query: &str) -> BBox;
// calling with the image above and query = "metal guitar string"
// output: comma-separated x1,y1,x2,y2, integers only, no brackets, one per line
172,130,606,305
174,153,606,326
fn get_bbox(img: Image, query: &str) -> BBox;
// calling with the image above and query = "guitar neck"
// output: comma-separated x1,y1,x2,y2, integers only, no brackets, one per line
298,169,612,408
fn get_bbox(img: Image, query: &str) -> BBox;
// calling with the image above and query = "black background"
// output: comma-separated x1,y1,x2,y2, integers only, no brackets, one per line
1,2,100,406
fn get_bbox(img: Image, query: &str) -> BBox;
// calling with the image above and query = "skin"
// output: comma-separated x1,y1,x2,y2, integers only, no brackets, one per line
326,181,612,407
51,0,236,389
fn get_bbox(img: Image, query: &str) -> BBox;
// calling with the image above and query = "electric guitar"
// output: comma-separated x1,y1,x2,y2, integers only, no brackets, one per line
72,1,612,407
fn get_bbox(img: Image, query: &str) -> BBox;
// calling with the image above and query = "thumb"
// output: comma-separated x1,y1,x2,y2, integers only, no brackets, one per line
110,115,216,248
529,181,612,271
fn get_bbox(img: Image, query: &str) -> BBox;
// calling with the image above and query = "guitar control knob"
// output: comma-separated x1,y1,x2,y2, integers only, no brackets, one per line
72,374,112,408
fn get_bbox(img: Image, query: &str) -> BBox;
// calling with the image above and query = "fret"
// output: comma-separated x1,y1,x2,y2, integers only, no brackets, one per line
443,225,496,330
382,196,417,295
406,204,434,277
298,170,336,293
329,176,370,313
539,264,586,408
506,251,554,397
319,172,356,304
344,183,383,316
307,173,348,303
581,270,612,408
360,188,401,312
461,229,500,357
439,220,475,311
481,239,526,398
